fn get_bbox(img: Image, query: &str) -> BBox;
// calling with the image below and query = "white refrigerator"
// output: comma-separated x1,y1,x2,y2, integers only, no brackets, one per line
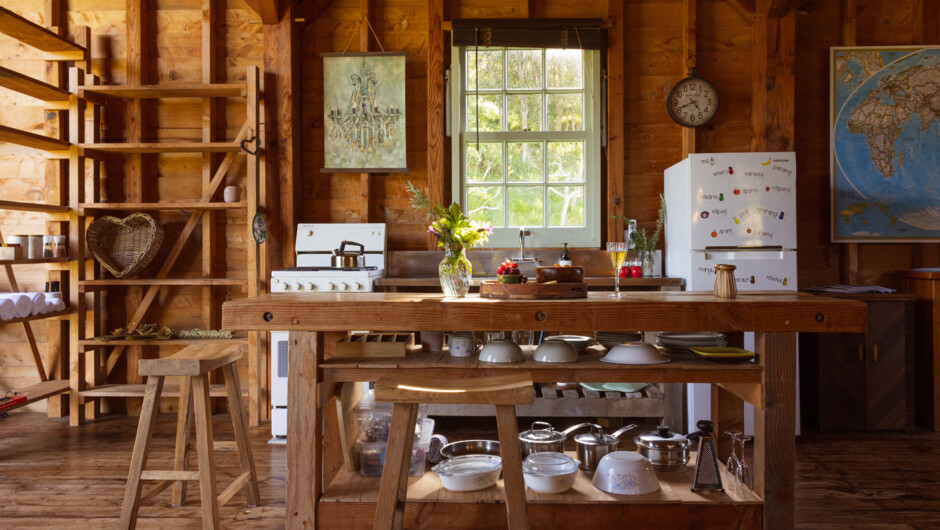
664,152,798,434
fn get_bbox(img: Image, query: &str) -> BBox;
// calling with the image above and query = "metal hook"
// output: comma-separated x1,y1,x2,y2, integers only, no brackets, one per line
685,54,698,76
240,128,258,155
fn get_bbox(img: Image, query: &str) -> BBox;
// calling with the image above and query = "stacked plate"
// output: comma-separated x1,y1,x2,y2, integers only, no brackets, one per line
655,331,727,353
544,334,595,351
593,331,644,350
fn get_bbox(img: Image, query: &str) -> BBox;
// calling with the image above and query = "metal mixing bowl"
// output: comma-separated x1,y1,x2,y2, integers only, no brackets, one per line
440,440,501,459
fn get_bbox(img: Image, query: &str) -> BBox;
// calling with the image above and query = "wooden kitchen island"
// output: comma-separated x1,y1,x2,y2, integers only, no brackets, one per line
221,291,867,529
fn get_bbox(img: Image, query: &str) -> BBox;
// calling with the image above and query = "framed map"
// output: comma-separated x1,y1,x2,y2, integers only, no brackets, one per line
831,46,940,242
321,52,408,173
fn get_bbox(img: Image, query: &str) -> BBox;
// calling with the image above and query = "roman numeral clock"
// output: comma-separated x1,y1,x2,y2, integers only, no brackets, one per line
667,59,718,127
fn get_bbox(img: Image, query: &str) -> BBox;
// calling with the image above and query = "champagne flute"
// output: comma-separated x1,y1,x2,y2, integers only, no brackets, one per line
606,242,626,298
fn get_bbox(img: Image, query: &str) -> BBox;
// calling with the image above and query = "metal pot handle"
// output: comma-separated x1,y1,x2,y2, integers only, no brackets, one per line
530,421,554,433
610,423,637,440
561,422,593,436
338,240,365,255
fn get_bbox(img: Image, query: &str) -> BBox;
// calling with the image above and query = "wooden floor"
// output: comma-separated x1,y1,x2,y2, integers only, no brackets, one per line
1,412,939,528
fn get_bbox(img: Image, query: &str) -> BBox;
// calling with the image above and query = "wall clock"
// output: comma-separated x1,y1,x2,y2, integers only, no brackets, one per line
667,60,718,127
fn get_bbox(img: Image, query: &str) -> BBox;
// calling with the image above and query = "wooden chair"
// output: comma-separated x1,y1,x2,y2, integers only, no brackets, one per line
372,372,535,530
119,343,260,530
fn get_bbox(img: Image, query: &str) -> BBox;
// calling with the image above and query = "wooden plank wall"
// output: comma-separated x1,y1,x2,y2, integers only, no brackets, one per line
0,0,263,411
795,0,940,289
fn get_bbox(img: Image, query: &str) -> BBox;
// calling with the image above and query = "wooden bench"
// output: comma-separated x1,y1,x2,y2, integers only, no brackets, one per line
119,343,260,529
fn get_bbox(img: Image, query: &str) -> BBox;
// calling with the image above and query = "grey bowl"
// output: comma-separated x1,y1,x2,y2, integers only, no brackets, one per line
440,440,501,459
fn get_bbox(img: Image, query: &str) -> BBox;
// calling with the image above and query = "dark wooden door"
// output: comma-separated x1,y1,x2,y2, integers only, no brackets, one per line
864,301,906,430
817,332,866,431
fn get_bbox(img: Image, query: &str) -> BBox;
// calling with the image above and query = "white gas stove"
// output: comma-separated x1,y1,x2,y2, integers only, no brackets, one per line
269,223,385,440
270,223,386,293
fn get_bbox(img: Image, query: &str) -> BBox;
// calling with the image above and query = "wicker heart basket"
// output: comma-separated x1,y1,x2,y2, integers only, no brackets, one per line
86,213,164,278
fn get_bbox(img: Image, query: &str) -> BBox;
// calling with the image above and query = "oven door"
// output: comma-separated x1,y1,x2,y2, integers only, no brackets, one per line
270,331,289,407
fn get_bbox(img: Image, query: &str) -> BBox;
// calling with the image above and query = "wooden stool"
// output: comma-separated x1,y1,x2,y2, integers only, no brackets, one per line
372,372,535,530
119,343,260,530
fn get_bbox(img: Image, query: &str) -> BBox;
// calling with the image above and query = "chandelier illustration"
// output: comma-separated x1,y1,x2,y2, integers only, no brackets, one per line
327,61,402,154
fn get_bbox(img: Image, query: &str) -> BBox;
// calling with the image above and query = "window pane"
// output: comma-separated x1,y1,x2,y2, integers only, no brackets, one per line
548,186,585,226
467,95,502,132
466,142,503,183
546,49,582,89
508,142,543,183
547,142,584,182
468,186,504,228
547,93,582,131
508,186,543,226
507,94,541,131
466,50,503,90
507,49,541,89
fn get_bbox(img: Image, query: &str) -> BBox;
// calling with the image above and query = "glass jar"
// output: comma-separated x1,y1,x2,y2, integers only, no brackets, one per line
42,235,54,258
52,235,67,258
438,246,471,298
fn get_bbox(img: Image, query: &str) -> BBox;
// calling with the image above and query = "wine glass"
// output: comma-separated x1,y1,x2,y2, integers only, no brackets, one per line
606,242,626,298
736,434,753,493
724,430,741,494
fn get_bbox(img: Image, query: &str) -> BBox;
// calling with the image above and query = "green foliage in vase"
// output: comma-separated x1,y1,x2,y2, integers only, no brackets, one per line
611,193,666,251
407,181,491,252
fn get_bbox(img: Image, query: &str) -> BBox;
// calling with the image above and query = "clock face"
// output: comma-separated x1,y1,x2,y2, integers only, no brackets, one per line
667,77,718,127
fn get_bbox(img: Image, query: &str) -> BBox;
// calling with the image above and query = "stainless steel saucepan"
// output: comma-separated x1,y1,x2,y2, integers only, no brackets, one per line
564,422,637,471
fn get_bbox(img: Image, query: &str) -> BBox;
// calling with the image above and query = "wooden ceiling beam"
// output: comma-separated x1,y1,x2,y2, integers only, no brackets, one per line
725,0,756,21
245,0,280,25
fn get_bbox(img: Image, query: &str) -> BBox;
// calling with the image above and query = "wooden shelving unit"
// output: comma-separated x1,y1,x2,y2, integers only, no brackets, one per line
0,6,88,417
72,66,265,426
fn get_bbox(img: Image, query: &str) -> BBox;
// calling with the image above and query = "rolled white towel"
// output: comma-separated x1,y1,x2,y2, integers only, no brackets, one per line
10,293,31,318
0,297,15,320
44,296,65,312
26,292,46,315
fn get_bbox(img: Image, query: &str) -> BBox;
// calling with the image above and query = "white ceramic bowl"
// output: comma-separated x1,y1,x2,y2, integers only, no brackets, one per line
591,451,660,495
522,452,580,494
533,340,578,363
599,342,670,365
479,338,524,363
432,454,502,492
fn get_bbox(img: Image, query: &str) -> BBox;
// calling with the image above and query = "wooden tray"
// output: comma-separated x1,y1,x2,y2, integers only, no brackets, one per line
334,332,414,358
479,280,588,299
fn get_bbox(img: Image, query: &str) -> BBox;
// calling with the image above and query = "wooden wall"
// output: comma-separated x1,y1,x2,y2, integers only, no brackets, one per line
2,0,938,411
795,0,940,289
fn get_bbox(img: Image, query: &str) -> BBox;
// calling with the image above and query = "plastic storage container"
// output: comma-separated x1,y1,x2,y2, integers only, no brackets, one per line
356,417,435,477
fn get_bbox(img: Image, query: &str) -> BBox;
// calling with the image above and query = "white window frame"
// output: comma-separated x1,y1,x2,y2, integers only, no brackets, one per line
450,46,601,249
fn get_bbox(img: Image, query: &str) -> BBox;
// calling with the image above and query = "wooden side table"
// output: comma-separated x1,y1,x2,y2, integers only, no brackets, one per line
905,270,940,430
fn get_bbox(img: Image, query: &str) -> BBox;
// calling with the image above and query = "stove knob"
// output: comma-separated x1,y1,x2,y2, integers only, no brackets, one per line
305,282,316,291
280,281,290,291
326,282,336,291
339,282,349,291
289,282,300,292
352,282,362,291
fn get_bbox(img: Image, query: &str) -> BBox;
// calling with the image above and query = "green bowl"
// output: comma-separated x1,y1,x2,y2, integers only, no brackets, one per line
497,274,522,284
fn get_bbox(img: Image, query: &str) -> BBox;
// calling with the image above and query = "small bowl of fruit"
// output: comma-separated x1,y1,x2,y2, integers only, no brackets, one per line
496,260,528,284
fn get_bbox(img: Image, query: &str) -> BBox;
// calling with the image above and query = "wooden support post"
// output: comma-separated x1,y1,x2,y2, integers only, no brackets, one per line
606,1,624,242
711,384,745,464
750,0,795,153
68,66,86,426
360,0,372,223
84,68,102,420
681,0,697,157
427,0,444,249
754,331,796,529
246,65,262,426
125,0,148,417
44,0,69,418
287,331,323,528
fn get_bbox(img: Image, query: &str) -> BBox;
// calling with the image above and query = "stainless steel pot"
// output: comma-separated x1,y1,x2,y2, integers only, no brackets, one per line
331,240,365,268
566,422,637,471
518,421,574,456
633,425,691,472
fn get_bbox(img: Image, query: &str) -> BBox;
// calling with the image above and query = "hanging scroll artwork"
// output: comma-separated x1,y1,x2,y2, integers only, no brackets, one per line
321,52,409,173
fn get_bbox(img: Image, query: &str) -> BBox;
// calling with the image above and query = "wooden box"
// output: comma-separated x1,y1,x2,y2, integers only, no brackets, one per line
0,244,23,260
479,280,588,299
334,332,414,358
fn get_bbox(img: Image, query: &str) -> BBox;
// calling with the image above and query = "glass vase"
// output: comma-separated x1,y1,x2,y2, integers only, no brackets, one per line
439,247,472,297
638,249,662,278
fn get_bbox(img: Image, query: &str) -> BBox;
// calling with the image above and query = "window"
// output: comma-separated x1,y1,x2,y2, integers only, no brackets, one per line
451,46,601,248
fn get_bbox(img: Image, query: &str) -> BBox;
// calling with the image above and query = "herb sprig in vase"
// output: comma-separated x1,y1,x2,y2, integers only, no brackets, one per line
407,181,491,297
612,193,666,277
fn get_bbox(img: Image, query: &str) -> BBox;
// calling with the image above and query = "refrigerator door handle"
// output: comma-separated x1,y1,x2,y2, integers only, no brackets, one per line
702,249,790,260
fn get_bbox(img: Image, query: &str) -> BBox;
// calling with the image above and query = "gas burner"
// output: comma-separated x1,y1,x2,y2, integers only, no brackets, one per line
282,266,377,272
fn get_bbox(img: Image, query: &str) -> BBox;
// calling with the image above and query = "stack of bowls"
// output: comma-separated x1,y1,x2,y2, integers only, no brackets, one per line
544,334,595,351
594,331,644,350
655,331,727,353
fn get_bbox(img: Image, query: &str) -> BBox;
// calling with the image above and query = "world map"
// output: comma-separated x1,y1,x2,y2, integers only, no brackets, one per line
831,47,940,241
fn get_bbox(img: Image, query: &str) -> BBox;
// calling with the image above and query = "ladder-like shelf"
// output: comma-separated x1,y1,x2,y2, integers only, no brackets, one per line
0,6,84,56
79,337,250,348
79,83,246,99
0,124,70,151
79,278,248,290
82,142,242,154
0,310,69,325
0,200,70,213
0,258,70,266
0,65,69,102
1,379,70,414
80,201,246,211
